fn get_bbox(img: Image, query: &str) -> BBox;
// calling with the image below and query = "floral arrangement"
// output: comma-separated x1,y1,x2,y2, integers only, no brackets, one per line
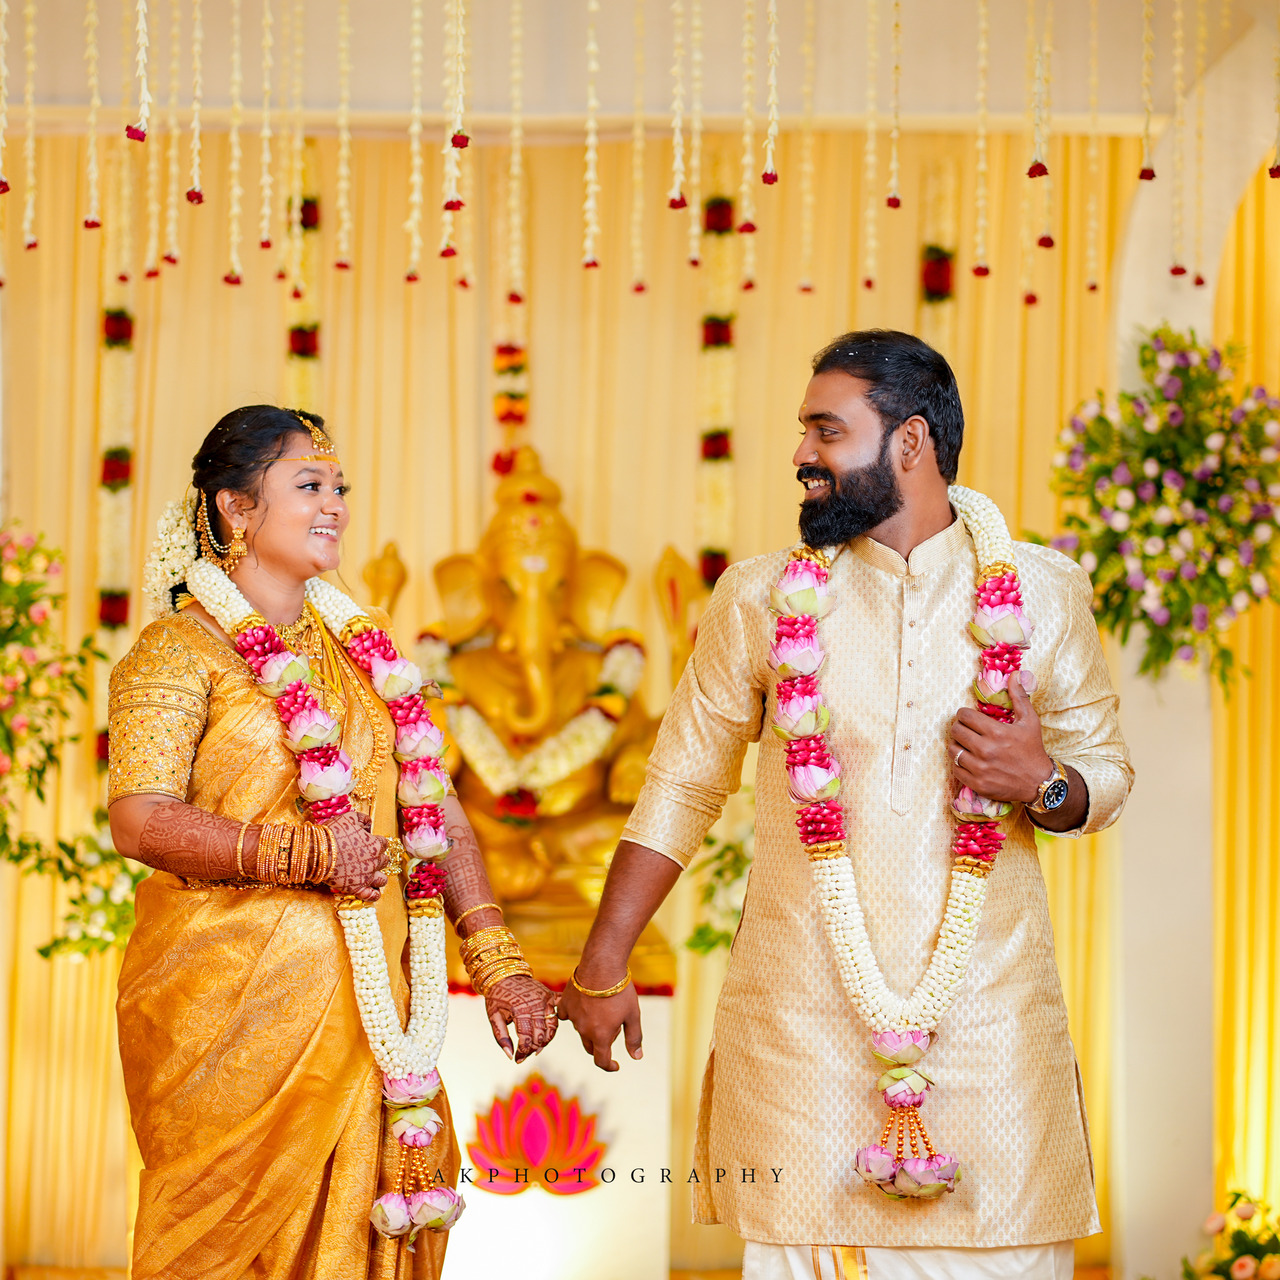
1183,1194,1280,1279
1045,326,1280,687
770,486,1031,1201
0,525,126,957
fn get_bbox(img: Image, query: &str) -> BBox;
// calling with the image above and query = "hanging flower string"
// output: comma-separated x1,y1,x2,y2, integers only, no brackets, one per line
1036,1,1055,249
258,0,274,250
83,0,100,222
1170,0,1187,273
21,0,34,249
224,0,244,285
582,0,601,269
1270,4,1280,179
1026,11,1048,178
630,0,646,290
438,0,469,260
1139,0,1155,180
770,486,1031,1200
162,0,179,260
0,0,9,198
1190,0,1205,281
797,0,816,291
114,0,134,279
686,0,704,265
761,0,779,184
126,0,150,140
186,0,203,202
405,0,424,279
176,557,464,1244
142,78,160,274
1084,0,1099,291
886,0,901,207
1019,0,1036,304
505,0,525,302
738,0,757,288
972,0,990,277
667,0,686,209
334,0,352,268
862,0,878,290
284,0,305,291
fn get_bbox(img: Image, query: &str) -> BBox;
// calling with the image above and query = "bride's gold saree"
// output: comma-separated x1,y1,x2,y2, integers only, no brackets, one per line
110,608,459,1280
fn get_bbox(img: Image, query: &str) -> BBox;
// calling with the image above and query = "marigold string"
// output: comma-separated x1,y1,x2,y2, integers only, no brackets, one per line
83,0,100,224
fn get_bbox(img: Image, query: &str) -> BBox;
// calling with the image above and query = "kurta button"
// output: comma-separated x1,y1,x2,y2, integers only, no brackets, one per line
908,660,914,667
909,620,916,627
907,701,914,707
904,743,911,750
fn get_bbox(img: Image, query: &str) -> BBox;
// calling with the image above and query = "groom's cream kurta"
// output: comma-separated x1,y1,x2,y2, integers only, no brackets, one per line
623,520,1132,1248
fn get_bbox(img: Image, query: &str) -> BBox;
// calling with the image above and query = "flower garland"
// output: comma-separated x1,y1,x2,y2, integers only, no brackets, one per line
284,146,320,409
1083,0,1099,291
972,0,990,278
258,0,274,251
797,0,815,292
582,0,601,269
142,68,161,275
177,557,463,1243
405,0,425,280
186,0,202,203
761,0,779,185
83,0,100,224
629,0,646,291
1035,0,1055,251
1170,0,1187,275
769,485,1034,1199
886,0,901,208
737,0,757,288
862,0,878,290
1192,0,1207,283
696,181,737,587
127,0,150,141
21,0,35,250
334,0,352,269
224,0,244,285
416,632,645,810
438,0,468,262
686,0,704,266
667,0,687,211
1139,0,1155,180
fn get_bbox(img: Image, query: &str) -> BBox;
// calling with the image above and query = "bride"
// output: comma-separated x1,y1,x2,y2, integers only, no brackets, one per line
108,404,560,1279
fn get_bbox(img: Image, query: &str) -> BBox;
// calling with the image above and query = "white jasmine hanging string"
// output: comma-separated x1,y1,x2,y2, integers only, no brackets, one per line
21,0,35,249
1170,0,1187,274
404,0,424,279
972,0,990,277
1084,0,1099,291
258,0,273,250
83,0,100,225
1139,0,1155,179
862,0,878,289
582,0,601,268
630,0,647,290
224,0,244,284
797,0,815,290
737,0,757,289
162,0,179,261
126,0,150,141
186,0,203,202
334,0,352,269
761,0,778,185
667,0,686,209
686,0,704,266
886,0,901,207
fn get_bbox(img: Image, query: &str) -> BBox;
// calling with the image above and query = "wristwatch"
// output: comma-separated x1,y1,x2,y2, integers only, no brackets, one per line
1028,759,1069,814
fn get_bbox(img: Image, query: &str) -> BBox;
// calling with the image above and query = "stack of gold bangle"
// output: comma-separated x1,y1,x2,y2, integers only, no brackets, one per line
252,822,340,887
458,924,533,996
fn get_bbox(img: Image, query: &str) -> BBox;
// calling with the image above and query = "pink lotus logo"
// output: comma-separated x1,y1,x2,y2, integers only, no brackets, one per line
467,1073,607,1195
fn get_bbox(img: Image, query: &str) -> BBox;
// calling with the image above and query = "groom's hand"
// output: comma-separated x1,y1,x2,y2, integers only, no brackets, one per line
556,970,643,1072
948,673,1053,804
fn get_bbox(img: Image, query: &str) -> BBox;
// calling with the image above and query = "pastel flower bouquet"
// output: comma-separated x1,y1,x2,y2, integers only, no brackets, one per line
1182,1194,1280,1279
1044,327,1280,688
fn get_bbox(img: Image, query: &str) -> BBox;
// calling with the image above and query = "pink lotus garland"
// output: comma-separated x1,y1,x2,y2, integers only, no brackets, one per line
771,544,1034,1200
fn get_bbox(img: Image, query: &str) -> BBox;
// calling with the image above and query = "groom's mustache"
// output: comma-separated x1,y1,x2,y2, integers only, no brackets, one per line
796,465,836,488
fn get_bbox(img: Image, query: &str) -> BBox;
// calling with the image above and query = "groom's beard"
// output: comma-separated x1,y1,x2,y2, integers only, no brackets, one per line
797,434,904,547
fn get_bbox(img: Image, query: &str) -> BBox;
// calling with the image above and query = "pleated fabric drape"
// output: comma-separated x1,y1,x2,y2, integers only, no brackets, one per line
1,126,1139,1270
1211,161,1280,1214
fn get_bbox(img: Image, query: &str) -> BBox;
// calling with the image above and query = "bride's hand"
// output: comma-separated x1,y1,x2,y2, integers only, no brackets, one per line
323,810,389,902
485,975,560,1062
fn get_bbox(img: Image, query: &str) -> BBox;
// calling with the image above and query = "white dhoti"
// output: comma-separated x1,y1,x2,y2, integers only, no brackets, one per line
743,1240,1076,1280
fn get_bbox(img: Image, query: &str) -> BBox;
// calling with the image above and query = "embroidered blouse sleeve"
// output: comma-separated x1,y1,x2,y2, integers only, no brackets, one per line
107,619,211,804
1037,564,1134,838
622,563,765,869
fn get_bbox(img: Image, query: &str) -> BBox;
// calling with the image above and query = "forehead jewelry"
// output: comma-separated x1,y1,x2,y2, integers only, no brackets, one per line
278,409,342,466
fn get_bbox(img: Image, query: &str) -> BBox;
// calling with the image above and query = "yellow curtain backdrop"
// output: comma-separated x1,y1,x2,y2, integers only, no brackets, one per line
1,125,1138,1270
1211,161,1280,1213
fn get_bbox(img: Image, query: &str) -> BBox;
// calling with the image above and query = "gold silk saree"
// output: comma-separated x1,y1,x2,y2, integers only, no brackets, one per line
109,607,459,1280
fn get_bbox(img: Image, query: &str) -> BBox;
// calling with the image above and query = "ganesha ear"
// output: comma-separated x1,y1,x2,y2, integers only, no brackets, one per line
568,550,628,642
433,553,489,645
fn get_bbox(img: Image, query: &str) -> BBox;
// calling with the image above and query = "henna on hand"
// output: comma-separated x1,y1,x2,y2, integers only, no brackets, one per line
137,801,254,881
486,974,561,1062
323,809,389,902
439,796,504,936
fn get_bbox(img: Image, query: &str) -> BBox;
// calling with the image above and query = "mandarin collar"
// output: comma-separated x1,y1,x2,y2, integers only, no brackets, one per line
843,511,971,578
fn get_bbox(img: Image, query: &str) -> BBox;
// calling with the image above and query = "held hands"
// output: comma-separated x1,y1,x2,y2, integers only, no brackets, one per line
323,810,390,901
485,975,561,1063
948,673,1053,804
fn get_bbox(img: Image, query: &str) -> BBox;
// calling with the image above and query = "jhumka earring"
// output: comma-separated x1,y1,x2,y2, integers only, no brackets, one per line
196,490,242,573
228,526,247,566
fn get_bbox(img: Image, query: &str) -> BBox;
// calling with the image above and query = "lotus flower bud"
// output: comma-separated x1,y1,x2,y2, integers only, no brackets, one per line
402,804,451,860
974,665,1037,707
407,1186,465,1232
397,756,450,808
772,688,831,741
370,1192,414,1238
853,1144,898,1184
298,749,356,802
371,654,425,702
394,716,446,762
969,602,1035,650
390,1104,443,1148
877,1066,934,1107
787,760,842,805
383,1070,442,1107
768,630,825,679
283,706,342,753
951,786,1012,823
257,650,312,697
870,1028,932,1067
769,559,834,619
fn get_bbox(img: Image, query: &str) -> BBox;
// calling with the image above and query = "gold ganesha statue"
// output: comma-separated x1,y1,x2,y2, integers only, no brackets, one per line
416,448,674,990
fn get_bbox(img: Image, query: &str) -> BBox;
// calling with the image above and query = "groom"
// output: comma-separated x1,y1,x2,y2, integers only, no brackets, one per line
558,330,1132,1280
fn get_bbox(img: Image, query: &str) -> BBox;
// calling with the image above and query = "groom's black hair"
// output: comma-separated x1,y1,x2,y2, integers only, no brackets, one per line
811,329,964,483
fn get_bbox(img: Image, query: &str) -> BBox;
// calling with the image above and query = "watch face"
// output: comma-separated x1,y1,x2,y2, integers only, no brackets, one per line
1042,777,1070,811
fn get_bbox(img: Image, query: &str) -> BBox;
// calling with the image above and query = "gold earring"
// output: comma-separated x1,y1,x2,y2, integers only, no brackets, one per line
228,526,247,565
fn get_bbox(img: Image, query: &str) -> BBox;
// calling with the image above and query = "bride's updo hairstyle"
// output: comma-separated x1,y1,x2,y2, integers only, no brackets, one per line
192,404,329,545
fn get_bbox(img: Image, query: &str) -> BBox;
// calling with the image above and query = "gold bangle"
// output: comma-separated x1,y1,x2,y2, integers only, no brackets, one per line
235,822,250,878
473,959,534,997
570,966,633,999
455,902,501,926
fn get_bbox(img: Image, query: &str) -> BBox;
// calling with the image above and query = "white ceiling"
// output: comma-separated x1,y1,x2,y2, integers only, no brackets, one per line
27,0,1271,127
